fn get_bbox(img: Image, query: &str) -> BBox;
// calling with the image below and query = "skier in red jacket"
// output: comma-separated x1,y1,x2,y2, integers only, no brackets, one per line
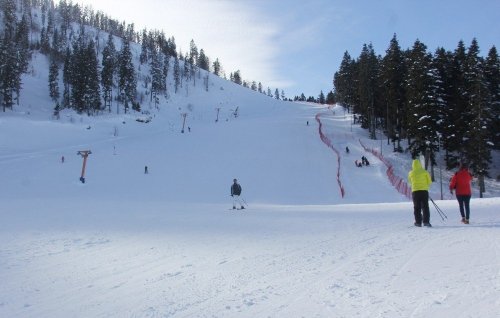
449,163,473,224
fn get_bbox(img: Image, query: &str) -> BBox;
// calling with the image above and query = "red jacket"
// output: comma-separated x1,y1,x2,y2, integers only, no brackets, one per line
449,168,473,196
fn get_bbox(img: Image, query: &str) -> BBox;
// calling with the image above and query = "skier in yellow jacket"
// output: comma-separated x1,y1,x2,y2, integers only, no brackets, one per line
408,159,432,227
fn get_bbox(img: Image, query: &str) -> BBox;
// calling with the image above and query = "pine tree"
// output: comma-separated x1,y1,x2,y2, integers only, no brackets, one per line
380,34,406,149
69,34,86,113
173,55,180,93
83,39,101,115
150,49,163,108
233,70,242,85
463,39,492,196
318,90,325,104
101,33,116,112
118,39,136,113
274,88,280,100
483,46,500,152
48,56,60,102
162,54,170,95
62,47,72,108
326,91,335,104
446,40,469,167
0,0,18,112
405,40,444,168
0,38,18,112
139,28,148,64
333,51,357,113
198,48,209,71
432,47,455,163
356,43,378,138
14,13,31,105
212,58,221,76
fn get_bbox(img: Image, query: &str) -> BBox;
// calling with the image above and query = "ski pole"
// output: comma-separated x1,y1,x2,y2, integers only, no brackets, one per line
430,197,447,220
429,197,444,220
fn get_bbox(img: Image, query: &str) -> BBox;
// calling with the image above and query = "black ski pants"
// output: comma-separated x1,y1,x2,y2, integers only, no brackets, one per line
412,190,430,224
456,195,471,219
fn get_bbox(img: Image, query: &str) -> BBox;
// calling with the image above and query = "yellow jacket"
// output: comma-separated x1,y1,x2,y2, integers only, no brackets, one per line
408,159,432,192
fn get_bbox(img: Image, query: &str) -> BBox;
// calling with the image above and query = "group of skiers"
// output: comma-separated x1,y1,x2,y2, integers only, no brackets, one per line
233,158,474,225
408,159,473,227
355,156,370,167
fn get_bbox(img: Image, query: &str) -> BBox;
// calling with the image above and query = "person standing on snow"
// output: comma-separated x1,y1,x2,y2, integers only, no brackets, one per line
231,179,245,210
408,159,432,227
449,163,473,224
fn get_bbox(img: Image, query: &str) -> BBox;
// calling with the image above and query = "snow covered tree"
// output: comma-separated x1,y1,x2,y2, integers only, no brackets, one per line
162,54,169,95
380,34,406,148
48,56,60,102
444,40,469,167
212,58,221,76
118,39,136,113
83,40,101,114
139,28,148,64
432,47,456,164
463,39,492,196
404,39,444,168
150,49,163,108
173,55,180,93
197,48,209,71
483,46,500,152
101,33,116,113
232,70,242,85
62,47,72,108
0,0,30,111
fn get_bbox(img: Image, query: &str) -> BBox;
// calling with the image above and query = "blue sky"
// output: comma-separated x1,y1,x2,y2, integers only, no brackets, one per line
81,0,499,99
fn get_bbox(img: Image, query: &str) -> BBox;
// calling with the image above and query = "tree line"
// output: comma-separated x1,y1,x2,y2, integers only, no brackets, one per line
333,34,499,193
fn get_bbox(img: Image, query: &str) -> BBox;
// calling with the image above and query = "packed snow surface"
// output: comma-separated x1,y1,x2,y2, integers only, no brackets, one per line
1,72,499,317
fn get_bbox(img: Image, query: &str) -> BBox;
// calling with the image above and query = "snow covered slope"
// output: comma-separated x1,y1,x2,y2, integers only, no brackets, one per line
1,45,499,317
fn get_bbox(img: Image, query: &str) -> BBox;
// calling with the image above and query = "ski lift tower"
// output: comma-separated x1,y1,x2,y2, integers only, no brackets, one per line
77,150,92,183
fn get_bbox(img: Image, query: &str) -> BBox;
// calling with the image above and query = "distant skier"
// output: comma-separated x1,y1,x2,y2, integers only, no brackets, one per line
345,146,350,153
61,155,65,163
144,166,149,174
363,156,370,166
408,159,432,227
230,178,245,210
449,163,473,224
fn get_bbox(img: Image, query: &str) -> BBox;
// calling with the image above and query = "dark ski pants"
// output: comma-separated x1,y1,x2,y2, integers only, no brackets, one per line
456,195,471,219
412,190,430,224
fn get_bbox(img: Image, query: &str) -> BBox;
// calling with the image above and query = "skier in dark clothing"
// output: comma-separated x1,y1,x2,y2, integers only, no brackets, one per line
231,179,245,210
450,163,473,224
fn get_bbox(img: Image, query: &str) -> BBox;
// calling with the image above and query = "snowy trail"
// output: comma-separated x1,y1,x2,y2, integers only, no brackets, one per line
315,106,408,204
1,94,499,317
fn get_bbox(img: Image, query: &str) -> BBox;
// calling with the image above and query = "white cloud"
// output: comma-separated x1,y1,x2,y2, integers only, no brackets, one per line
80,0,284,88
